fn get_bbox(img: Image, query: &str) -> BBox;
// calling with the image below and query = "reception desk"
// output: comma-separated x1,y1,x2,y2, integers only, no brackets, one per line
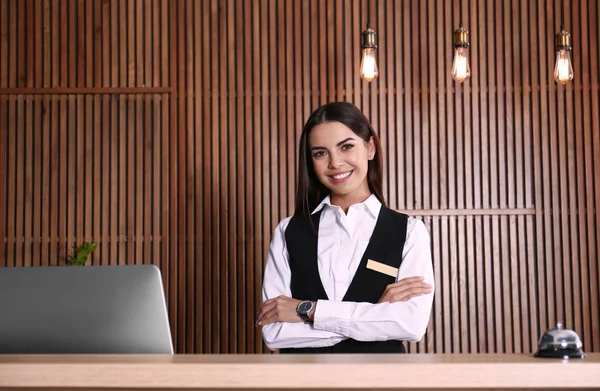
1,354,599,390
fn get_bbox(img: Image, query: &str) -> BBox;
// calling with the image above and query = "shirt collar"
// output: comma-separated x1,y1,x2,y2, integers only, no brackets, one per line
311,194,381,218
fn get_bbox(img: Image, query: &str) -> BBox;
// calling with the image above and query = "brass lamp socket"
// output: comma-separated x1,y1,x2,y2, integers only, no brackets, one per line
556,29,572,50
453,26,470,49
361,27,377,49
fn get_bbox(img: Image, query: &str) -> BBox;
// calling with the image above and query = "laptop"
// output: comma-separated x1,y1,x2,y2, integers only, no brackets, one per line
0,264,174,354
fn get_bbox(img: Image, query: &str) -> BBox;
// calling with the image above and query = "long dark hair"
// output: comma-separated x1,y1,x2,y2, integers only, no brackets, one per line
295,101,386,217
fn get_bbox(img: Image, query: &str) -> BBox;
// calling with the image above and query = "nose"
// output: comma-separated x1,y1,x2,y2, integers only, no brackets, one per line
328,152,343,169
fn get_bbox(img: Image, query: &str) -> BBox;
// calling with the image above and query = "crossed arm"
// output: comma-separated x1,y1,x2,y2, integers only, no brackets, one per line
258,218,435,350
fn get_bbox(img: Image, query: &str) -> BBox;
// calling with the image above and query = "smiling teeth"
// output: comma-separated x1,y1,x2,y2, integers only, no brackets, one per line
332,171,351,179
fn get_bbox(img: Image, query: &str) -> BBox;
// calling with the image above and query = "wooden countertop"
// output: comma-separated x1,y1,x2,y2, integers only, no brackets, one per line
1,353,599,390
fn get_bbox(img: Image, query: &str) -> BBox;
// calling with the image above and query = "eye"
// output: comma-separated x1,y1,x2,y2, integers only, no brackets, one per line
341,143,354,151
312,150,327,158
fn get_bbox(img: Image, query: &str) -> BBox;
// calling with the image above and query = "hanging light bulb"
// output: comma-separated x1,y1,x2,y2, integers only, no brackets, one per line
451,23,471,83
554,26,573,85
360,25,378,82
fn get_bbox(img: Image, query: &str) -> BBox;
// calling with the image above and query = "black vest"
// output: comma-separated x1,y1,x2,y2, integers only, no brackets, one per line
280,206,409,354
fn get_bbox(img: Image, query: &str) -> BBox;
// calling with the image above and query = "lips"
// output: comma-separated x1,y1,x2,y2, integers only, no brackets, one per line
328,170,353,183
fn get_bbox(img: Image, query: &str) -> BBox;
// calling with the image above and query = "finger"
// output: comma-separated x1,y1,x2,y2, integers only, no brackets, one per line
387,282,432,296
379,284,432,303
397,276,426,284
258,306,284,326
256,300,279,321
383,277,425,291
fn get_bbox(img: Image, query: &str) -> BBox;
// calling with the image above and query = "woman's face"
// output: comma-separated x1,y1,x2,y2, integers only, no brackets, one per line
308,121,375,203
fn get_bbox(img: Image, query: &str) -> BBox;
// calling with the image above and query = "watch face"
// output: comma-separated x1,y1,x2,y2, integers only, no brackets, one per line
298,300,313,314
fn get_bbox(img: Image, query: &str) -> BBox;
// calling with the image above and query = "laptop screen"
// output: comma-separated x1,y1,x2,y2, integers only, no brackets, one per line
0,264,173,354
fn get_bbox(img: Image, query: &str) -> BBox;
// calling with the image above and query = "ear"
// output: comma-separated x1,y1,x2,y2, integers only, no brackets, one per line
367,137,376,160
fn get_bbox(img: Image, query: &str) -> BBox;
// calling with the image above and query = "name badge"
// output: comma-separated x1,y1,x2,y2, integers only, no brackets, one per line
366,259,398,278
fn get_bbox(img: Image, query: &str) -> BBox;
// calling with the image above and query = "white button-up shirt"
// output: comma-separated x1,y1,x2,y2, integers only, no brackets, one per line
261,194,435,350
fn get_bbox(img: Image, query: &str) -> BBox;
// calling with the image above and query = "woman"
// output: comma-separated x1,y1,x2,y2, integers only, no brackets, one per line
257,102,434,353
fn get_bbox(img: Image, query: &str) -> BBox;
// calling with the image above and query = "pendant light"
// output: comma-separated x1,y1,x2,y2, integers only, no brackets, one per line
451,0,471,83
554,1,574,85
360,24,379,82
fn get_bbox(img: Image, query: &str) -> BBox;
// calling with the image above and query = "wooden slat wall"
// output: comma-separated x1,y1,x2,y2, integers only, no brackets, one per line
1,0,599,354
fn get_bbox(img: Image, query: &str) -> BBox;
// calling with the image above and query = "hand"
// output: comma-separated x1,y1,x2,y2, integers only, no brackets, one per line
378,276,433,304
256,295,302,326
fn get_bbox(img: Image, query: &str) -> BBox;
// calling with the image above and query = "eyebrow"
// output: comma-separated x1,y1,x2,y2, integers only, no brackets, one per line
310,137,356,151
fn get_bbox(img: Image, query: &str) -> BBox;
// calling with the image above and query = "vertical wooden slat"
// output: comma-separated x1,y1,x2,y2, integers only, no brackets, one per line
579,0,600,352
562,0,579,345
439,0,450,354
144,0,152,88
548,0,564,331
143,95,151,266
112,0,119,87
6,98,16,266
135,0,142,87
66,96,75,261
152,95,160,281
385,0,396,207
49,96,57,264
432,0,443,353
126,0,134,87
76,0,84,87
506,0,519,353
201,0,212,353
76,95,84,250
82,96,91,254
42,0,50,88
60,0,67,87
0,0,7,88
0,97,6,265
160,0,173,343
93,0,101,87
24,0,33,88
83,0,92,88
267,0,277,348
234,0,246,353
151,93,160,269
184,0,194,354
51,0,58,87
541,0,556,332
531,0,547,341
93,96,101,263
167,0,178,352
110,96,118,265
135,95,143,265
34,0,41,87
520,0,535,353
102,95,110,265
58,95,67,263
243,0,255,353
590,0,600,352
23,97,31,267
32,97,41,267
160,91,170,331
126,96,135,263
9,0,17,88
228,0,238,353
118,95,126,263
191,0,202,354
152,0,160,87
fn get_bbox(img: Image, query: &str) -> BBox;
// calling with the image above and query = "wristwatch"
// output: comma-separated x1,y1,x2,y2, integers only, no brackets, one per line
296,300,314,323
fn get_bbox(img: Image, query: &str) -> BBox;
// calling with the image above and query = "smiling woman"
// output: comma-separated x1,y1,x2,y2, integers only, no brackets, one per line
257,102,435,354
